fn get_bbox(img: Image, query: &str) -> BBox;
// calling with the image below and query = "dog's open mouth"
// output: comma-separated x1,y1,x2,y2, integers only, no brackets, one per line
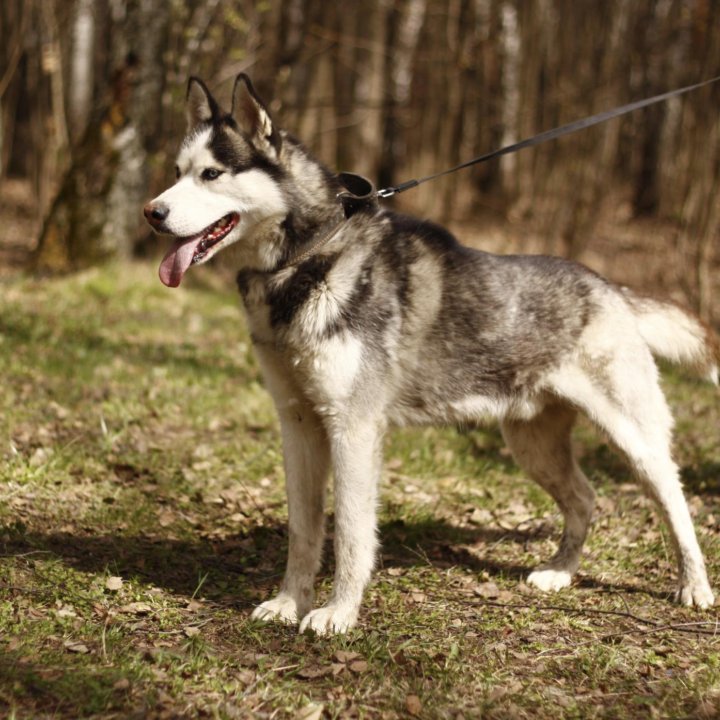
159,212,240,288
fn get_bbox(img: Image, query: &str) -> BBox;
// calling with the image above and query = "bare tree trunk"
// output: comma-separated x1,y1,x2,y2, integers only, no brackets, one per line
33,0,169,272
499,0,520,197
677,1,720,322
68,0,95,144
0,0,30,179
378,1,402,192
38,2,71,219
349,2,385,181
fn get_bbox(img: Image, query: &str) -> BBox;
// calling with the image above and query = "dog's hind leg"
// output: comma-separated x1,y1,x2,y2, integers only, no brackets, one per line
250,366,330,626
549,356,714,608
501,404,595,592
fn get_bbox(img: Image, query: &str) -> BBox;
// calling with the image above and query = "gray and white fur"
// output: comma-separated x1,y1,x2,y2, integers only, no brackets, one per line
144,74,716,634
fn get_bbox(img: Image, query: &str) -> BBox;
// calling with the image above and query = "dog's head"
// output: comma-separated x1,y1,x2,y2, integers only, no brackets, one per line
145,75,287,287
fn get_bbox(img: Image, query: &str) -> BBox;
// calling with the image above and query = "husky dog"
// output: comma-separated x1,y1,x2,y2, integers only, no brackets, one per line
144,74,716,634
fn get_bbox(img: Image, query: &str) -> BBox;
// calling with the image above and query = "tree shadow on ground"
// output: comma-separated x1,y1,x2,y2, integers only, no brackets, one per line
457,426,718,499
1,513,671,608
681,461,720,495
571,436,720,497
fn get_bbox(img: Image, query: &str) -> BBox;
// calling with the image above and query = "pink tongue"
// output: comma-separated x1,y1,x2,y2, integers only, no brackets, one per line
159,237,202,287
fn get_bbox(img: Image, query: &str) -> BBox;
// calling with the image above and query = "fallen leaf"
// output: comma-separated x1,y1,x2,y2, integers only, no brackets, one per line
237,669,255,685
105,576,123,591
156,689,173,704
473,581,500,599
488,682,522,702
30,447,52,466
119,602,153,615
543,686,572,707
391,648,408,665
158,509,175,527
406,695,422,716
333,650,360,663
55,605,78,618
348,660,368,674
184,626,201,638
49,401,69,419
296,702,324,720
239,652,267,667
64,640,90,654
468,507,493,525
297,664,334,679
144,648,162,663
113,678,131,691
151,668,169,683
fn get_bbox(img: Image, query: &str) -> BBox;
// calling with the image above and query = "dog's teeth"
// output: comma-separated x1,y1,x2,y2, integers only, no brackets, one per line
195,216,233,259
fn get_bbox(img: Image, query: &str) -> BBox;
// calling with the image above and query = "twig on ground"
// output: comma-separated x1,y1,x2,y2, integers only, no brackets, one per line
464,597,720,638
563,620,720,649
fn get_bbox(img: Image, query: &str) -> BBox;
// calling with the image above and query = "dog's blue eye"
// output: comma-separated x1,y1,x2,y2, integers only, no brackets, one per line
202,168,222,181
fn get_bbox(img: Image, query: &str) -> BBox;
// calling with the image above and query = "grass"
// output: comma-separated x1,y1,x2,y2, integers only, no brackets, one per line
1,261,719,719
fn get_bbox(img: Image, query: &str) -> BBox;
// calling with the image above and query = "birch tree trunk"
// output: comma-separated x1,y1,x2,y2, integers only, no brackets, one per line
33,0,170,273
68,0,95,144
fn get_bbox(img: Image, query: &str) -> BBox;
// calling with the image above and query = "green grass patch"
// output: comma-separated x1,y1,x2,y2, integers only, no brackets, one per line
1,262,719,718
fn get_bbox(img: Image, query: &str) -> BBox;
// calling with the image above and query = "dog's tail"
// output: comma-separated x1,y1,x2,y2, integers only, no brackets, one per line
622,288,719,383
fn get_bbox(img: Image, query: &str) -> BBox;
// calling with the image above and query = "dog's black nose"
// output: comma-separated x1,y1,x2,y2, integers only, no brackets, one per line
143,202,169,227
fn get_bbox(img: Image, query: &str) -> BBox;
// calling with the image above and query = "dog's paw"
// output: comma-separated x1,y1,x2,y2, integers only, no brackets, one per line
251,593,300,625
677,581,715,609
298,603,359,635
527,568,573,592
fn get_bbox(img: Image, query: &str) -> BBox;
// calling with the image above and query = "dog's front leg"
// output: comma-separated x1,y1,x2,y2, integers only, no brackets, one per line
299,416,384,635
251,402,330,625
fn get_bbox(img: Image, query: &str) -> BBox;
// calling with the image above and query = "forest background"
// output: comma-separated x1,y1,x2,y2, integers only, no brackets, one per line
2,2,720,718
1,0,719,323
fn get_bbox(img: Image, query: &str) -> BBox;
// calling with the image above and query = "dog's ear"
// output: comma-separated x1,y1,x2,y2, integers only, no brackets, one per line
231,74,281,155
186,77,219,132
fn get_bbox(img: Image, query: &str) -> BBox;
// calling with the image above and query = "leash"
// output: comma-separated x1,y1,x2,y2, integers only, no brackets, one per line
376,74,720,199
281,216,346,268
